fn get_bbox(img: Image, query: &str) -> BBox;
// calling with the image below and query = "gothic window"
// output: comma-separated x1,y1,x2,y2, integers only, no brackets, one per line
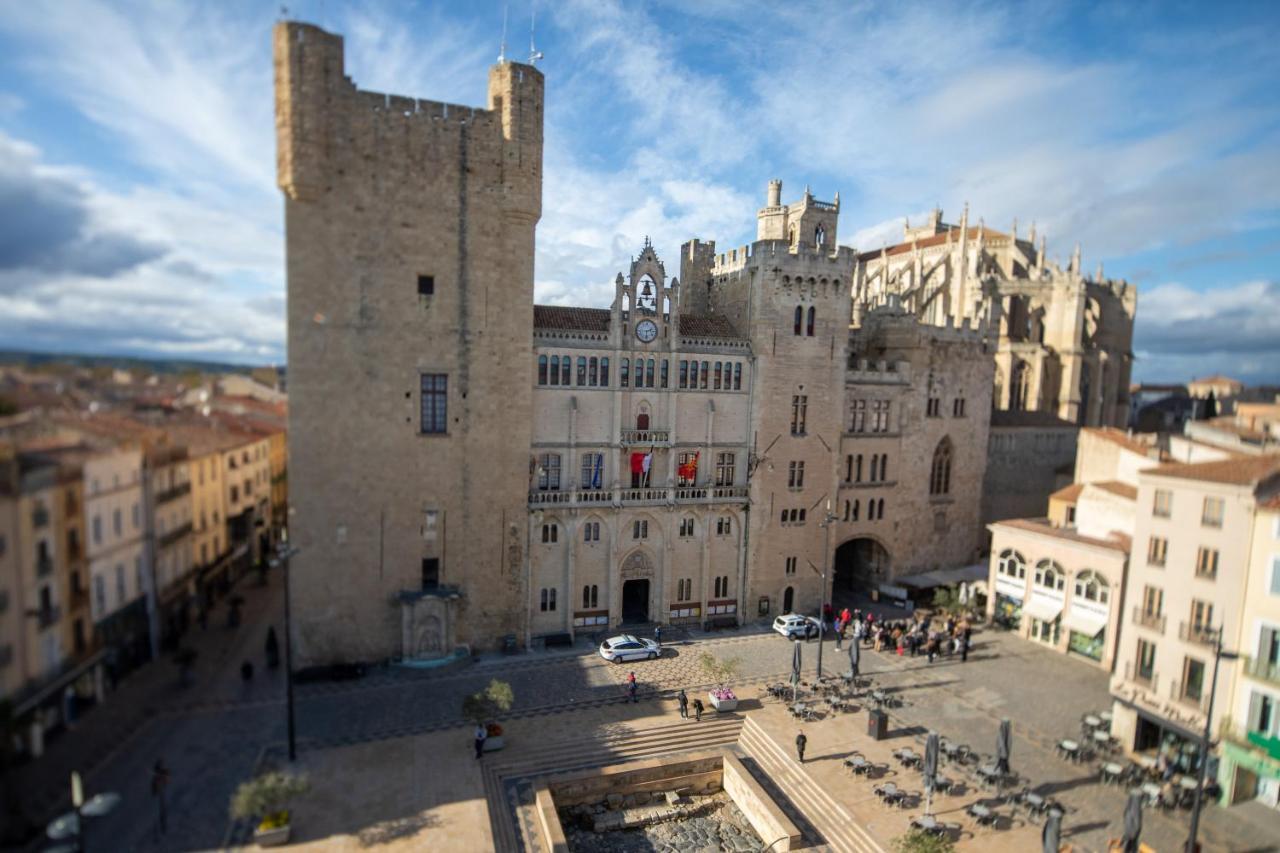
581,453,604,490
540,587,557,611
1011,360,1031,411
560,356,570,386
855,454,863,482
621,358,629,388
583,522,600,542
589,357,599,386
690,360,699,388
851,499,859,521
714,576,730,598
927,397,941,417
843,501,850,521
790,395,808,435
679,517,695,537
788,461,805,489
785,557,797,576
929,439,952,496
714,362,722,390
700,361,709,389
716,517,731,535
815,224,826,247
601,357,610,386
716,453,735,486
881,455,889,481
677,452,697,487
952,397,966,417
583,584,599,608
806,306,815,337
637,413,649,430
577,356,587,386
661,359,669,388
733,363,742,390
538,453,561,491
845,455,852,482
851,399,866,432
541,523,558,543
869,455,879,482
794,305,803,336
646,359,656,388
679,360,689,388
789,225,797,248
537,355,548,385
633,520,649,539
872,400,891,432
998,549,1026,579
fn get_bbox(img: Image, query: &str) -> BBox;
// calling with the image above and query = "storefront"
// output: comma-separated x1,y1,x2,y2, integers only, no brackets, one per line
1023,593,1064,648
1063,604,1109,663
1220,729,1280,808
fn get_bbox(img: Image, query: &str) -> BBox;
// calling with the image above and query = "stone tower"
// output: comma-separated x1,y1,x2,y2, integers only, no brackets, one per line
274,22,543,664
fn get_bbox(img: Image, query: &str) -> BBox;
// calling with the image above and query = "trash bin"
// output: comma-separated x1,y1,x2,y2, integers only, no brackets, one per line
867,709,888,740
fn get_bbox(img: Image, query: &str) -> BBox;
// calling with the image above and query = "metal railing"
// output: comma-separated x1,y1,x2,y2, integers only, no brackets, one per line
530,485,750,508
1179,621,1217,646
1132,606,1166,633
620,429,671,446
156,481,192,504
159,522,194,548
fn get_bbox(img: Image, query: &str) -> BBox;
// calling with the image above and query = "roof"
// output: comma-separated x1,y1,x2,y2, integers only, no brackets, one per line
991,410,1076,429
1082,427,1160,457
533,305,610,332
1144,454,1280,487
1091,480,1138,501
1049,483,1084,503
678,313,740,339
1189,374,1241,386
993,518,1130,553
857,225,1011,263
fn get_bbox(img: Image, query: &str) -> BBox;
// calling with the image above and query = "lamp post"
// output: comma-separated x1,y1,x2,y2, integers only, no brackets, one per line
269,532,300,762
813,499,838,680
1186,626,1237,853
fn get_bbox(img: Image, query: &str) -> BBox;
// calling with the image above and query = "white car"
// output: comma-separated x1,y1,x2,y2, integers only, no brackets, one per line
599,634,662,663
773,614,821,640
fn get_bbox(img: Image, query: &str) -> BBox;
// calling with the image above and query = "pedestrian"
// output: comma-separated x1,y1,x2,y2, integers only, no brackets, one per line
677,689,689,719
265,626,280,670
474,722,487,759
834,621,843,651
841,607,851,627
960,633,969,663
151,758,170,838
693,698,704,722
795,731,807,763
628,680,638,703
654,625,662,646
926,639,936,664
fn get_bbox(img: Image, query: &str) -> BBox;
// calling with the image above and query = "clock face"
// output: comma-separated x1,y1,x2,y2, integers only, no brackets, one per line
635,319,659,343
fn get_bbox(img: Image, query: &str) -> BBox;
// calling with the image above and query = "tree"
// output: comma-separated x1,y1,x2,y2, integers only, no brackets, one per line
698,652,742,687
230,771,310,829
461,679,515,725
930,586,964,617
891,828,955,853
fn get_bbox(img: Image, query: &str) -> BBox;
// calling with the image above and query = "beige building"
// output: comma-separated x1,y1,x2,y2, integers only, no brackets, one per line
1187,374,1243,401
1218,496,1280,807
219,431,272,571
1110,455,1280,776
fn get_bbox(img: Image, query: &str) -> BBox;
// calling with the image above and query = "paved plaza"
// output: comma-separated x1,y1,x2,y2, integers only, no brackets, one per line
7,583,1280,852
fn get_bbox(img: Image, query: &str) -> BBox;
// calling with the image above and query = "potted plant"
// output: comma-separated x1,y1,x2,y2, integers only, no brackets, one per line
230,771,309,847
699,653,742,712
462,679,514,751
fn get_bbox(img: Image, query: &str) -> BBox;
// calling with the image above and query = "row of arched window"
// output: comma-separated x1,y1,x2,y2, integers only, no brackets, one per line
845,453,890,483
538,354,610,387
793,305,817,337
996,550,1111,603
841,498,886,521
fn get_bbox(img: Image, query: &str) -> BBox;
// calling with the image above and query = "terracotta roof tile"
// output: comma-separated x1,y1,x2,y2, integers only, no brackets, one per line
1049,483,1084,503
1145,454,1280,487
1091,480,1138,500
533,305,611,332
857,225,1010,262
1082,427,1160,457
678,313,741,339
993,517,1130,553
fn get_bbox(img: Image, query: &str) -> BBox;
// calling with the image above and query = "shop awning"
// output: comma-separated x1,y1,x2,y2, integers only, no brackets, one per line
1062,607,1109,637
1023,597,1064,623
896,563,989,589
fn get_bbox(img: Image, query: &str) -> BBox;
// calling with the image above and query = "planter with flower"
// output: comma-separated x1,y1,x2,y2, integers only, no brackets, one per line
699,652,743,712
229,771,310,848
463,678,515,752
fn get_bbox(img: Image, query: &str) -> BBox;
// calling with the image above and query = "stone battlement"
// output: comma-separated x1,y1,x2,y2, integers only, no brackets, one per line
845,357,912,384
712,239,856,275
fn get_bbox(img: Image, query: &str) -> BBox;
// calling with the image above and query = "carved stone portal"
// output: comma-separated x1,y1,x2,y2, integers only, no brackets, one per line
401,594,455,661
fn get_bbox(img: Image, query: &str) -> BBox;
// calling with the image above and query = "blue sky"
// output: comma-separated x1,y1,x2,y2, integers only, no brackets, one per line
1,1,1278,384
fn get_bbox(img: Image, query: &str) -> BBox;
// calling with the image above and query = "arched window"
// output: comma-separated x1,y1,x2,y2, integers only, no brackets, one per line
806,306,816,336
814,224,826,247
646,359,656,388
880,455,889,481
855,454,863,482
843,500,850,521
794,305,803,336
852,499,859,521
1034,559,1065,591
845,455,853,482
929,438,953,496
537,354,548,385
620,358,629,388
789,225,797,248
601,357,610,386
1011,360,1031,411
1074,570,1109,604
549,355,560,386
783,586,794,613
997,549,1026,579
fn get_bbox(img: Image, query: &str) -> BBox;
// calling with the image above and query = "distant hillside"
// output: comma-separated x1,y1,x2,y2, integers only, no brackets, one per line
0,349,278,377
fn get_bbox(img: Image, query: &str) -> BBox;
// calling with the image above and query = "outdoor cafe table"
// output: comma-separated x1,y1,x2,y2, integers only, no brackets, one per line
1141,782,1163,805
1099,711,1113,727
1133,754,1158,773
968,802,995,825
846,755,870,775
1093,730,1114,747
1058,739,1081,761
876,783,904,805
911,815,940,834
897,748,920,767
1101,762,1125,785
1178,776,1200,792
1083,714,1102,729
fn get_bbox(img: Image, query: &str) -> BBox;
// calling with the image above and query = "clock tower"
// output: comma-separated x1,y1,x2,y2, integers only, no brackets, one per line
614,237,679,351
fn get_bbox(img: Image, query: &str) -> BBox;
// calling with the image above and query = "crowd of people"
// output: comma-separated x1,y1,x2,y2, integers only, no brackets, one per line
822,604,974,663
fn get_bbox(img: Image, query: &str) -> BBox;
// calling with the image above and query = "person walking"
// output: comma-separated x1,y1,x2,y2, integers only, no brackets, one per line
654,625,662,646
693,698,704,722
926,638,936,664
474,723,487,759
627,671,638,703
960,632,969,662
795,731,807,763
151,758,170,839
677,688,689,719
264,626,280,670
834,620,843,651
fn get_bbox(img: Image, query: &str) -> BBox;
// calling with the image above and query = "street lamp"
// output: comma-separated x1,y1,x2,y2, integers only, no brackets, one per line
810,499,839,679
269,532,300,762
1186,626,1237,853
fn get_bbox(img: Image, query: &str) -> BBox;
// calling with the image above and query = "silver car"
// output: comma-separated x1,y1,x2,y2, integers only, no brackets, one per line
599,634,661,663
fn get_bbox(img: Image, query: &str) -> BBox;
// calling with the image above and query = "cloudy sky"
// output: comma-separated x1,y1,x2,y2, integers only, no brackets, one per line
1,1,1278,383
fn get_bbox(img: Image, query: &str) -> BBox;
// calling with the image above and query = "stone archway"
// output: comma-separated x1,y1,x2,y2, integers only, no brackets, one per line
833,537,892,604
619,550,655,625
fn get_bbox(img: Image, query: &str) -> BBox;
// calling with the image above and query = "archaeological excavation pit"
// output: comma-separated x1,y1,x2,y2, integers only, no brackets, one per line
531,749,801,853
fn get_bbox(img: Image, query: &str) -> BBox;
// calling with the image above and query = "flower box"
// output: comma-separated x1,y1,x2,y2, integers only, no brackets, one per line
254,823,290,847
483,735,506,752
708,690,738,712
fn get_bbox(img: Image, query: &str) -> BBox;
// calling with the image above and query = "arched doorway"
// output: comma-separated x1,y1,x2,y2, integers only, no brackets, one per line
622,579,650,623
783,586,794,614
832,538,891,604
637,412,650,430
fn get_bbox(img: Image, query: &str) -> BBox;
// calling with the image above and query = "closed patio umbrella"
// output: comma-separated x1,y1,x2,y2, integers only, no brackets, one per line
1042,808,1062,853
1121,790,1142,853
923,731,940,816
848,637,860,679
996,718,1012,774
790,639,803,702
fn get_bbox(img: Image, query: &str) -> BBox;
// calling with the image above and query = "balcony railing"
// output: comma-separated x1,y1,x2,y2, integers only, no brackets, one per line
1132,607,1166,634
1170,680,1209,712
620,429,671,446
156,481,192,504
1242,655,1280,686
529,490,573,506
159,522,194,548
1178,621,1217,646
36,605,61,630
36,555,54,578
619,487,669,504
529,486,750,509
1124,661,1158,691
1221,719,1280,762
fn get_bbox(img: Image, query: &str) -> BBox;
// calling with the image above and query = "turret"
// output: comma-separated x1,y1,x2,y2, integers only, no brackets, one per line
767,178,782,207
487,61,544,221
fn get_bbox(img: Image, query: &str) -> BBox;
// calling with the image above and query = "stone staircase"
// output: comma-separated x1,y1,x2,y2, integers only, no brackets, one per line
480,713,745,852
736,717,885,853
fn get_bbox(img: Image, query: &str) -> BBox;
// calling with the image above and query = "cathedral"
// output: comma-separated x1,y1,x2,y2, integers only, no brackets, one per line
274,23,1135,664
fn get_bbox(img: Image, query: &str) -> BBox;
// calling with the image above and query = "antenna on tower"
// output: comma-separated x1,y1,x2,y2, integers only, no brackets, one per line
529,0,544,64
498,2,509,64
